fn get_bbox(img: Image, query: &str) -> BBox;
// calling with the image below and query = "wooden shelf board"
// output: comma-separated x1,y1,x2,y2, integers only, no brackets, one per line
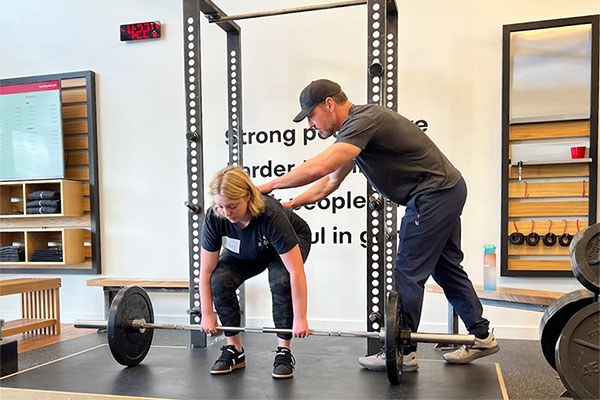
510,158,592,166
87,277,189,288
0,278,61,295
0,261,92,270
426,283,564,307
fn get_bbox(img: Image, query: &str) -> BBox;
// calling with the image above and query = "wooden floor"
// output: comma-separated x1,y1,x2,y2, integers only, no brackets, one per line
6,324,97,353
0,387,167,400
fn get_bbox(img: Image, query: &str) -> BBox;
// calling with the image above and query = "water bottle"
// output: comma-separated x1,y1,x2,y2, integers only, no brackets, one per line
483,244,497,291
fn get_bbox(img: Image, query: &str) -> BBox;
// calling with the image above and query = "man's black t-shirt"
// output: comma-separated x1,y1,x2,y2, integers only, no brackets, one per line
335,104,461,206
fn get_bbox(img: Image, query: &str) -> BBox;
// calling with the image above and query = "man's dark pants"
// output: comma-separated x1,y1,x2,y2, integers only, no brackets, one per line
395,177,489,352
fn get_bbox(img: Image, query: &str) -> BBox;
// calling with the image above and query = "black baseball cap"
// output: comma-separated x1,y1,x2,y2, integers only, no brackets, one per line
293,79,342,122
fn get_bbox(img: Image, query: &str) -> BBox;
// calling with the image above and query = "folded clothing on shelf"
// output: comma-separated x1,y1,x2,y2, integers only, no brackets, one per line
27,190,60,201
31,248,63,262
26,199,61,208
26,206,61,214
0,245,25,262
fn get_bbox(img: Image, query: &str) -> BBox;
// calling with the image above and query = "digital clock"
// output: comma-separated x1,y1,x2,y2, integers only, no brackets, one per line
120,21,161,42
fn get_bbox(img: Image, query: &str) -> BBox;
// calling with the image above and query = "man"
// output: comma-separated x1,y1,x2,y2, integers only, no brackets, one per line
258,79,499,372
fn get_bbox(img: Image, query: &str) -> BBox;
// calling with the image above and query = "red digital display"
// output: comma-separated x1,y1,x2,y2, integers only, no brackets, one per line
120,21,161,41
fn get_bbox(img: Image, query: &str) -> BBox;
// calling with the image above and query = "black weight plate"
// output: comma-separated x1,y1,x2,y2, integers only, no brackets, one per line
539,289,595,370
555,302,600,400
570,223,600,293
385,290,403,385
107,286,154,366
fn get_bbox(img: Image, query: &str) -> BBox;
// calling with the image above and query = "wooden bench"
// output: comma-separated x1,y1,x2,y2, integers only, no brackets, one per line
86,278,190,319
0,278,61,337
426,283,564,335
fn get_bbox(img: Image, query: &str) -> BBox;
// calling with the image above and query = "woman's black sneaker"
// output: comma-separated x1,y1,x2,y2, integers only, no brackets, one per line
210,345,245,375
272,347,295,379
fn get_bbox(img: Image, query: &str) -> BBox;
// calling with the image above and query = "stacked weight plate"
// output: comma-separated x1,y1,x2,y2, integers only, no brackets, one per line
539,222,599,400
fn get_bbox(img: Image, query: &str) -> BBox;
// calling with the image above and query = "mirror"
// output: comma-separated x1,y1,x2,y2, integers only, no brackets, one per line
510,23,592,123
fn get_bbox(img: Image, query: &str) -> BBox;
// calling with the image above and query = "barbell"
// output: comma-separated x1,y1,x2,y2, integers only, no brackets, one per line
75,286,475,385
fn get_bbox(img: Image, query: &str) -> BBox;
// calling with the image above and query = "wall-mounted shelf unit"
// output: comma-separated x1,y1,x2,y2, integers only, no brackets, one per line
0,71,101,274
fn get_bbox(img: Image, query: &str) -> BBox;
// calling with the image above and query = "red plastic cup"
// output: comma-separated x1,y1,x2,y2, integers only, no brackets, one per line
570,146,586,159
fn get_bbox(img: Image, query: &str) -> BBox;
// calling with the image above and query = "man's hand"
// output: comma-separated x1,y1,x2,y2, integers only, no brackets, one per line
281,200,295,209
257,182,273,194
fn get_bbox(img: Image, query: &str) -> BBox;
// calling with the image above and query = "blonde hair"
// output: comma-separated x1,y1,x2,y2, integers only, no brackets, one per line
208,165,265,219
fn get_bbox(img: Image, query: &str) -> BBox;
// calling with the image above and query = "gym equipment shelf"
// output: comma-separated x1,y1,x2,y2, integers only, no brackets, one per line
503,118,594,275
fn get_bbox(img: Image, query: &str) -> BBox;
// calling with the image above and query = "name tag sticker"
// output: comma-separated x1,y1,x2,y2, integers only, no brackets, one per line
222,236,241,253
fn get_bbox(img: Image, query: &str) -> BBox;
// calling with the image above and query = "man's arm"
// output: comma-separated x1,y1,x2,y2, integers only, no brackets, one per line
284,160,355,209
258,142,361,193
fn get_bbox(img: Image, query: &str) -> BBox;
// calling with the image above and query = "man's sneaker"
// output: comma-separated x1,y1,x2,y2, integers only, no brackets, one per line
272,347,295,379
358,350,386,371
358,350,419,372
210,345,245,375
402,351,419,372
443,332,499,364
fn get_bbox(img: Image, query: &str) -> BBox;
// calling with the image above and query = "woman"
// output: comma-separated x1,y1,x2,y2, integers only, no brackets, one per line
199,165,311,379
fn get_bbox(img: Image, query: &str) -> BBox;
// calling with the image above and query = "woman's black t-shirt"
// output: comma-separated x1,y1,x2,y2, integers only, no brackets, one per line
201,195,309,261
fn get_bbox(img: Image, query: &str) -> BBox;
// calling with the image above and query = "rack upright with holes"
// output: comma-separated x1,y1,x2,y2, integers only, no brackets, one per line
182,0,398,352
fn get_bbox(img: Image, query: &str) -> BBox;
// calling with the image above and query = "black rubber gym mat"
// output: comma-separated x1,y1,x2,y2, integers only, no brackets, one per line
0,336,505,399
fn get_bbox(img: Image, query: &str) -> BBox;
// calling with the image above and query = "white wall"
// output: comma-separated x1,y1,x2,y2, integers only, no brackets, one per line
1,0,598,340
